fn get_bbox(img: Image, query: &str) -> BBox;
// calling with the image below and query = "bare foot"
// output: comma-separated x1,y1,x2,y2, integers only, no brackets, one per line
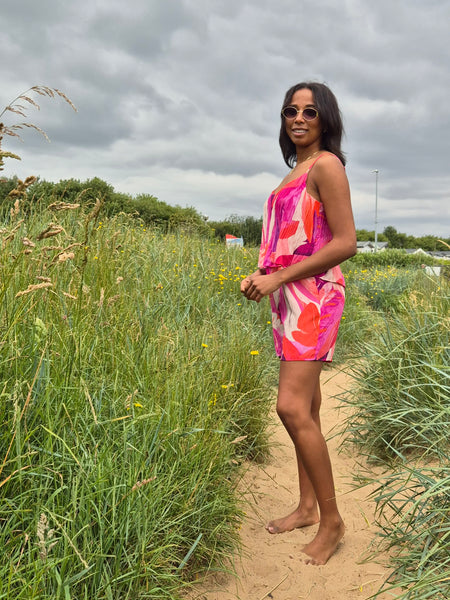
266,507,319,534
302,518,345,565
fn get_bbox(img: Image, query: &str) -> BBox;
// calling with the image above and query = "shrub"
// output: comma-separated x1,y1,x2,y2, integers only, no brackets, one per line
348,249,444,268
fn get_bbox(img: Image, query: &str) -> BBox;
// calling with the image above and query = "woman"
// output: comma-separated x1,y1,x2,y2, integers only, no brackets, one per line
241,82,356,565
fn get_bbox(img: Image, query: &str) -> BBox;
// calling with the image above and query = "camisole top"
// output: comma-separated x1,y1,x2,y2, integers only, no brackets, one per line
258,156,345,286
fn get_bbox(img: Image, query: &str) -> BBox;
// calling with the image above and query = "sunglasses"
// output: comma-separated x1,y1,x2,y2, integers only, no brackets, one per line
281,106,319,121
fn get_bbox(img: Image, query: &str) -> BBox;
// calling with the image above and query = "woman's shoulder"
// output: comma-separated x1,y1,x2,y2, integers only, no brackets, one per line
310,152,346,181
314,151,345,169
307,152,348,200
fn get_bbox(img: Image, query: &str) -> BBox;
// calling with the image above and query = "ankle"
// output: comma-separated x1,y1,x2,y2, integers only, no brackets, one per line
319,514,344,528
298,501,318,514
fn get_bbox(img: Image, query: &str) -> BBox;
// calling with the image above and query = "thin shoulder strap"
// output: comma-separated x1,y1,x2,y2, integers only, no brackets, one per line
307,153,326,171
306,152,345,177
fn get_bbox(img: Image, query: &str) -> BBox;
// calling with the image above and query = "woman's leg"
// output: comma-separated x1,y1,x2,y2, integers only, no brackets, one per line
266,377,321,533
268,360,344,565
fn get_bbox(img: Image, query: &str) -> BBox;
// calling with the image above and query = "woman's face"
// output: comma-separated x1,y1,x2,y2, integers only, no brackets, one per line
284,88,323,151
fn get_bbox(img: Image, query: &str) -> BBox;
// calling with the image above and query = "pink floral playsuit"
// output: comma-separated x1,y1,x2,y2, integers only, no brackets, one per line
258,154,346,361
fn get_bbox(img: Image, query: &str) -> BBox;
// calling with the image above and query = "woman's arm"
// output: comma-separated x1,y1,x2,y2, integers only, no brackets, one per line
243,155,356,302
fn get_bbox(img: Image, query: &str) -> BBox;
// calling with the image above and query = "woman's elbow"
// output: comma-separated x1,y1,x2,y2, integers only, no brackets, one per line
347,238,357,258
340,236,357,260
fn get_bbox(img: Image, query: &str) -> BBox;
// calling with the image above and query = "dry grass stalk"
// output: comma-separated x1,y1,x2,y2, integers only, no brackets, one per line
62,291,77,300
36,276,52,283
16,282,53,297
0,146,21,169
131,477,156,492
40,245,63,252
125,390,139,411
85,198,103,225
2,122,50,142
56,251,75,263
1,86,76,142
36,513,57,560
30,86,77,112
64,242,82,251
0,465,31,490
10,199,20,217
2,219,24,245
8,176,37,200
98,288,105,308
47,201,81,211
50,243,82,264
22,237,35,248
36,223,65,241
230,435,248,445
15,533,29,569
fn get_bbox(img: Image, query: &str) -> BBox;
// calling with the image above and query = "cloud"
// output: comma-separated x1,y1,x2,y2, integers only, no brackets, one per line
2,0,449,236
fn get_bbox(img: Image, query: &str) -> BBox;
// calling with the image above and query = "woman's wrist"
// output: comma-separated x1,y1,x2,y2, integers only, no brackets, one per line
274,268,287,286
276,265,306,285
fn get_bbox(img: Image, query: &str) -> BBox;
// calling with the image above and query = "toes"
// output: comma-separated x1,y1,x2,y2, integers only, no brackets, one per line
265,523,279,534
304,557,321,566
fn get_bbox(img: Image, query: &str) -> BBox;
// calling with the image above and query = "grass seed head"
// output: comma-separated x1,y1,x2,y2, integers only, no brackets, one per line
48,201,81,211
36,223,65,241
62,291,77,300
56,251,75,263
16,282,53,297
36,513,57,560
131,477,156,492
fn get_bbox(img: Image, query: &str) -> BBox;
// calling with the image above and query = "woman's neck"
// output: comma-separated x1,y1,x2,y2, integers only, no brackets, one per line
295,148,321,166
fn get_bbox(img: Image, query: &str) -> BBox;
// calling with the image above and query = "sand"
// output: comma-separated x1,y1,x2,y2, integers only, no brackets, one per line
187,367,399,600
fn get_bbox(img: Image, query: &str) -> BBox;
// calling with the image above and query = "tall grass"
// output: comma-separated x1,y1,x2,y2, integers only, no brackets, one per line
368,465,450,600
340,276,449,462
0,198,276,599
336,265,450,599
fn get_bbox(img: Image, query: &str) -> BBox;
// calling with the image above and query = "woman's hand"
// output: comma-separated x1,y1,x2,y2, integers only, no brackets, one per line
242,272,282,303
240,276,252,295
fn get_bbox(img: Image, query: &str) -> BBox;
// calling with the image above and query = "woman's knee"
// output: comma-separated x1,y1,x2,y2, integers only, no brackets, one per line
276,396,313,429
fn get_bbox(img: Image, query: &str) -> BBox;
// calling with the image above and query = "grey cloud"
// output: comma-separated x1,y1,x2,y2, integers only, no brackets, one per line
87,0,202,58
1,0,450,236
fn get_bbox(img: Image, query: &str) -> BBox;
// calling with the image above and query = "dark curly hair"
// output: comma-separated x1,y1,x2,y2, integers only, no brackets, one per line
279,82,346,168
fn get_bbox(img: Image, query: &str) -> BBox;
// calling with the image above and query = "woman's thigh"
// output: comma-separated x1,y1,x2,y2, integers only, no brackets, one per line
277,361,323,423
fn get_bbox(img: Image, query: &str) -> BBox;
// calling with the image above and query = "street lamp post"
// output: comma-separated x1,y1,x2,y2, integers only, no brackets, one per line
372,169,379,252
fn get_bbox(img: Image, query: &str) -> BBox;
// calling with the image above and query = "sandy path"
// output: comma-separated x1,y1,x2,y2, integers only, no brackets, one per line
188,367,398,600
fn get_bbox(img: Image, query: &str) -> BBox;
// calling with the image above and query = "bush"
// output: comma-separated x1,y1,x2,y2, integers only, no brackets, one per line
1,176,211,235
348,249,444,268
209,214,263,247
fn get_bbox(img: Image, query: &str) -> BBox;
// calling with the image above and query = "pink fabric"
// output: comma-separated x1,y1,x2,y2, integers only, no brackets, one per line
258,157,345,361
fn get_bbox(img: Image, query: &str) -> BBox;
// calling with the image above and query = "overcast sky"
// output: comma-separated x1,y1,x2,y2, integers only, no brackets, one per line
2,0,449,236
